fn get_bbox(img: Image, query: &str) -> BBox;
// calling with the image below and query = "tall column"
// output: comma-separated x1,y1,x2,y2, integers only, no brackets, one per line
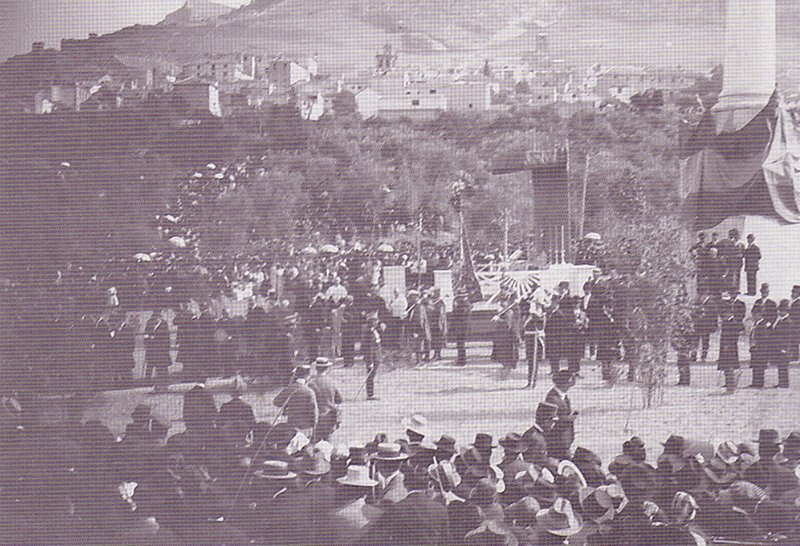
711,0,776,133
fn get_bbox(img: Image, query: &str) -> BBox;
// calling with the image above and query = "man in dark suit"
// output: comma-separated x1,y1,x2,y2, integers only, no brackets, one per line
748,303,772,389
544,370,578,460
695,294,718,362
772,300,793,388
753,283,777,322
790,285,800,361
718,291,746,393
743,234,761,296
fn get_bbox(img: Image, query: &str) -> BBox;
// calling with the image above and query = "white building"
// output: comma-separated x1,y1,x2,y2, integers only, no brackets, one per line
184,53,261,84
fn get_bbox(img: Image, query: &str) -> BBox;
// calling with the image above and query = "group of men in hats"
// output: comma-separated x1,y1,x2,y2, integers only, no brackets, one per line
6,367,800,544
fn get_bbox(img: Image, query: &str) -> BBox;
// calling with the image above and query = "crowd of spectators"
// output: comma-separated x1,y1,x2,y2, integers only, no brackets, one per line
2,372,800,545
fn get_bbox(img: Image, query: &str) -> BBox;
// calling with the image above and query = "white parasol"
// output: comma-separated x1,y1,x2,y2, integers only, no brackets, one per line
319,244,340,254
301,246,319,256
377,243,395,252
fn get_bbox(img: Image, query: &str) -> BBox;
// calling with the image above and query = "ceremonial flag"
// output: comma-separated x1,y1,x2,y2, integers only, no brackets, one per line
454,223,483,303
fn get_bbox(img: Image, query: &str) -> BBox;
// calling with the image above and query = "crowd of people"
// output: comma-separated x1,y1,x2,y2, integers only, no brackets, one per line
678,229,800,392
3,363,800,545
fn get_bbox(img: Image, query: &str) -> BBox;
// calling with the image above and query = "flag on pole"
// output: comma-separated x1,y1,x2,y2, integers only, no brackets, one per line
454,222,483,303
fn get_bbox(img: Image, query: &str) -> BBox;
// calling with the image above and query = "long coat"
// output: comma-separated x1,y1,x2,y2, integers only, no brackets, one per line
718,300,745,371
544,387,575,460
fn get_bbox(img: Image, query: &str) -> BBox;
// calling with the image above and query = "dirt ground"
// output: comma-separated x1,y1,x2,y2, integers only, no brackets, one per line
81,341,800,469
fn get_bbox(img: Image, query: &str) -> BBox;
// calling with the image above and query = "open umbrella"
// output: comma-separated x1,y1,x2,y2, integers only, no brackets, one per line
134,253,152,262
320,244,339,254
169,236,187,248
301,246,318,256
377,243,395,253
584,232,602,241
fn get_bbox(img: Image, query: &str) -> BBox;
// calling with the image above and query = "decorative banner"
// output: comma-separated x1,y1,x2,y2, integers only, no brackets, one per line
434,270,454,312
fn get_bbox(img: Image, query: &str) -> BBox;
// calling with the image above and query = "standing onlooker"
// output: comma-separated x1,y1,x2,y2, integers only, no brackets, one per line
695,294,718,362
772,300,793,388
273,363,318,438
706,247,726,296
743,234,761,296
388,289,408,350
718,291,746,393
308,357,343,441
724,229,745,293
748,303,772,389
340,296,359,368
790,285,800,362
451,293,472,367
544,370,578,461
426,288,448,361
753,283,777,322
405,290,430,365
362,312,383,401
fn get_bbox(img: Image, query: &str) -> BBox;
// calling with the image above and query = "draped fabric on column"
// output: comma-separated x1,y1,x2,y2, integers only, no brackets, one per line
679,93,778,230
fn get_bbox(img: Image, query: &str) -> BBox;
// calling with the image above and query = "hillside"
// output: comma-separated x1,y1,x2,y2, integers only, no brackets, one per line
160,0,235,25
4,1,799,80
147,0,798,72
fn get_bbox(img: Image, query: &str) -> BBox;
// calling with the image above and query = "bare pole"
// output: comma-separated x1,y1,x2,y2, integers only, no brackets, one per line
565,139,571,261
580,153,592,239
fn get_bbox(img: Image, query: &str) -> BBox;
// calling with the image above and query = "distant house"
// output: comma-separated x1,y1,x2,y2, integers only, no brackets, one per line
266,58,313,89
184,53,262,84
34,83,97,113
443,81,491,110
171,79,222,117
354,88,380,119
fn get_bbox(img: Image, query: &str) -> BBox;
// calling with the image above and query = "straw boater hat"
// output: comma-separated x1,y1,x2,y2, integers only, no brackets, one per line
557,460,588,489
536,498,584,537
402,414,430,438
374,442,409,461
255,460,297,480
314,357,333,369
336,465,378,487
716,441,740,465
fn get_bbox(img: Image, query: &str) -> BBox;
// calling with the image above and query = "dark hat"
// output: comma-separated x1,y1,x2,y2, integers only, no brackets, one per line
628,436,645,448
572,446,602,466
434,435,457,454
499,432,528,453
661,435,686,454
754,429,782,445
784,432,800,447
553,369,574,386
474,433,498,451
348,446,368,465
793,285,800,292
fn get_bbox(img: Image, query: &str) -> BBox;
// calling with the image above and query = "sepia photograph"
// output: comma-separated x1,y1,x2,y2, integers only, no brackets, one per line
1,0,800,544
